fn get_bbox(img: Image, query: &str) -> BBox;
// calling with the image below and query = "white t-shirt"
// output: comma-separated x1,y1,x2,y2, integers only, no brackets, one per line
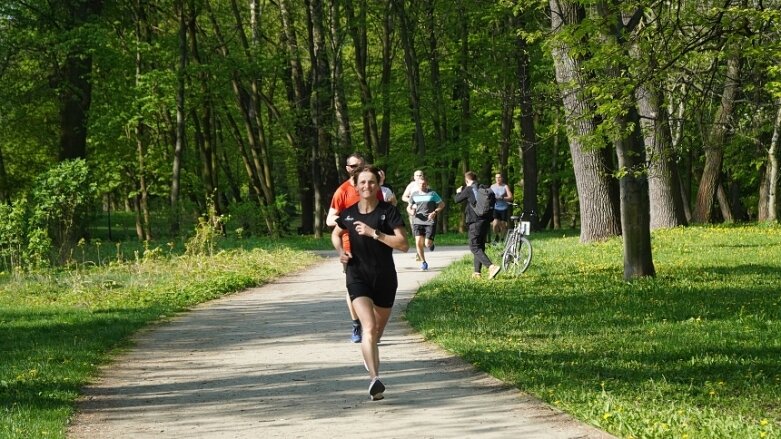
402,181,420,203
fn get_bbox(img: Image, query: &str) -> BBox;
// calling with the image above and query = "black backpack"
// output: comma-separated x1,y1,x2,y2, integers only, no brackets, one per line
472,185,495,217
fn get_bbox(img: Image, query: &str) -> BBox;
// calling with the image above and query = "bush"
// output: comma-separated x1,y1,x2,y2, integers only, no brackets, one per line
0,159,96,270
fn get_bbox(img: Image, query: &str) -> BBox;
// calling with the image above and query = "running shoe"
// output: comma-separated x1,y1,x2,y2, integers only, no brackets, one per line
428,243,435,251
420,261,428,271
351,324,362,343
369,377,385,401
489,264,502,279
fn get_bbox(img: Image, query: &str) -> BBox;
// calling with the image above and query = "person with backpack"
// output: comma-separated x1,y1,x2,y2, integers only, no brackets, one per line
453,171,502,279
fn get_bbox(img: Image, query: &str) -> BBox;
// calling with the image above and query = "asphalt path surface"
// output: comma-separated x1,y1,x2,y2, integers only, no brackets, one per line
69,246,615,439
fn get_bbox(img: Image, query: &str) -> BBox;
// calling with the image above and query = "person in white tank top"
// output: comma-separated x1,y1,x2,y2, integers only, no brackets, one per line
490,173,513,243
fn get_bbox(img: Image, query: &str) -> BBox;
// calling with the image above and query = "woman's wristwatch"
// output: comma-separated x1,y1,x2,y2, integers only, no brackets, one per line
373,230,383,240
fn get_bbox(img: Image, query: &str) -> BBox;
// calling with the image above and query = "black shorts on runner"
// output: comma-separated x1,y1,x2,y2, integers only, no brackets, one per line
412,223,436,240
346,270,398,308
493,208,510,222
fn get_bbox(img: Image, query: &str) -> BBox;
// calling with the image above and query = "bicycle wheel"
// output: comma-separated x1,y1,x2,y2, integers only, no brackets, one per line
502,235,532,275
501,233,517,272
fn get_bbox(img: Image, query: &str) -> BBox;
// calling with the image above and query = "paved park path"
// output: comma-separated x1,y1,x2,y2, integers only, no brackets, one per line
68,246,615,439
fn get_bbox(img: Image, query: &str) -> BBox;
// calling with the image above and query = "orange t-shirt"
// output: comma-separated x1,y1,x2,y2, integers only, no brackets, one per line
330,179,384,253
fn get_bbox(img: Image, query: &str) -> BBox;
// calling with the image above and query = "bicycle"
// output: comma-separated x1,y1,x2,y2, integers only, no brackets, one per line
501,211,533,275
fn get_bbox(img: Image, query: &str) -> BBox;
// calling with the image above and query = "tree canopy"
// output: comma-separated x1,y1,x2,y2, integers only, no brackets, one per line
0,0,779,278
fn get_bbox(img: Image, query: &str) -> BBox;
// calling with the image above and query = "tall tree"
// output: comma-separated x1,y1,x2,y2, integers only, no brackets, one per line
761,102,781,222
693,54,742,223
328,0,352,155
393,0,425,159
133,0,152,240
170,0,188,235
56,0,106,161
279,0,315,234
344,0,381,156
590,2,655,279
549,0,621,242
307,0,335,234
516,32,539,226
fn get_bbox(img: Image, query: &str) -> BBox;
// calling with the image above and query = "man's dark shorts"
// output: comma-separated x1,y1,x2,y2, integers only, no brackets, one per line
413,223,436,240
493,208,510,222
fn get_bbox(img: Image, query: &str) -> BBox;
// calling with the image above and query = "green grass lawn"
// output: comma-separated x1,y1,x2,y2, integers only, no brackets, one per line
2,225,779,438
0,243,322,439
406,224,781,438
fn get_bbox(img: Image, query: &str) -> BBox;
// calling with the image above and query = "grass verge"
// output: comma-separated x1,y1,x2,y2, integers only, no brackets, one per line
406,224,781,439
0,245,321,438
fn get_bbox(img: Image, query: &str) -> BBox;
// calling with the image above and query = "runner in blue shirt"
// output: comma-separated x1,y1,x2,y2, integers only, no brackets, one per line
406,177,445,271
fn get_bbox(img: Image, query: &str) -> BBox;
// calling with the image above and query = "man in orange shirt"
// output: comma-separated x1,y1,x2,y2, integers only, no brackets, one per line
326,152,384,343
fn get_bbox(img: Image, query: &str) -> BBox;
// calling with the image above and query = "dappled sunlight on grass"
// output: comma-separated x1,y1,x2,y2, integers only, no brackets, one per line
407,225,781,438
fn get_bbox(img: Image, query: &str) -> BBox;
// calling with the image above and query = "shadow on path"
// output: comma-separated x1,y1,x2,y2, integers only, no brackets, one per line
69,246,615,439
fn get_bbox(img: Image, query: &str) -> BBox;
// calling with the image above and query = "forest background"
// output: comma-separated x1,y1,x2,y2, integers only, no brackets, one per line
0,0,779,279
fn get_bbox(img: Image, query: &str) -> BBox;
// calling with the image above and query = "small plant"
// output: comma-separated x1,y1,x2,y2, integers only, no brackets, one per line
94,239,102,266
185,202,228,256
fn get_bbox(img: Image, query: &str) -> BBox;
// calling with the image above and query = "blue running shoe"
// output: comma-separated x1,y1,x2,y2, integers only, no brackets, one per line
420,261,428,271
351,324,362,343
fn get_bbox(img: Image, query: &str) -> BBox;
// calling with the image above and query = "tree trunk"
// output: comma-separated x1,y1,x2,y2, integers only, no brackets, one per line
223,107,265,205
760,102,781,222
517,35,539,226
329,0,352,155
218,141,242,204
279,0,315,234
344,0,381,157
188,8,221,218
0,146,8,203
133,193,144,241
378,0,393,157
56,0,104,161
229,0,277,227
669,83,693,222
549,0,621,242
550,117,562,229
206,0,277,233
58,54,92,161
616,106,656,279
499,88,513,176
134,0,152,240
424,0,447,149
306,0,334,236
635,83,687,229
393,0,425,159
693,55,741,223
591,3,654,278
716,181,734,222
170,0,187,235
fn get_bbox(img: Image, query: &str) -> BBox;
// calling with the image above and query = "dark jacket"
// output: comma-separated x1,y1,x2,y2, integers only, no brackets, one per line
453,183,479,225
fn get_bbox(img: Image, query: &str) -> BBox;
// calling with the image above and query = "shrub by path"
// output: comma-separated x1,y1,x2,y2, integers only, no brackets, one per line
68,246,614,438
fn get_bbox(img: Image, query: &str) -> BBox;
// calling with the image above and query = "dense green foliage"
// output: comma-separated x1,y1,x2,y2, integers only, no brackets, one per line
0,1,778,262
407,225,781,438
